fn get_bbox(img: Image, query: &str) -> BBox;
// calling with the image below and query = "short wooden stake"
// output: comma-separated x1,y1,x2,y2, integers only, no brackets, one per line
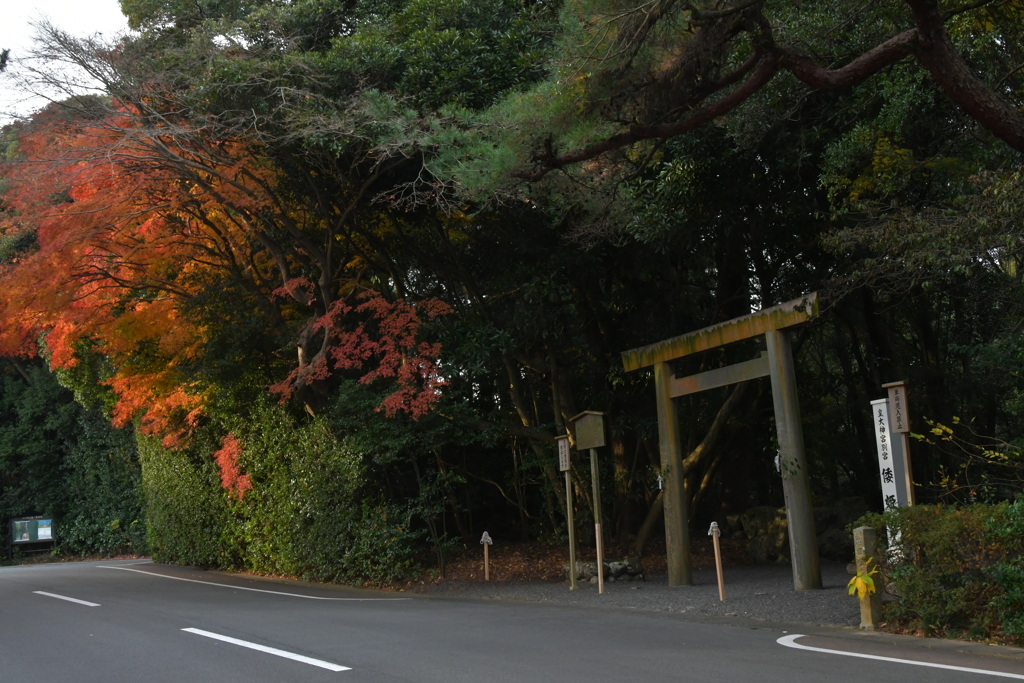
709,521,725,601
480,531,493,582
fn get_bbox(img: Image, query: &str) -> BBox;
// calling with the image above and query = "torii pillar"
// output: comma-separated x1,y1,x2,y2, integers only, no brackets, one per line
622,293,822,590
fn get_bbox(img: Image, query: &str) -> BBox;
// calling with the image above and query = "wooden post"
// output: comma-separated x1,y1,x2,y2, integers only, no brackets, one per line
571,412,608,593
558,435,578,591
883,381,916,505
709,521,725,601
590,448,605,594
480,532,492,581
896,430,916,505
765,329,821,590
655,362,692,586
853,526,883,630
566,468,577,590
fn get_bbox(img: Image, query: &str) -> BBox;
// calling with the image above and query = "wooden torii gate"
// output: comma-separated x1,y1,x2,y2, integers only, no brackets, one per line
621,293,822,591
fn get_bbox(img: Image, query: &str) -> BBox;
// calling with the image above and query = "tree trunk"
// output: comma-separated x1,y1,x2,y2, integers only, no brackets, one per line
6,358,32,384
906,0,1024,151
631,381,751,555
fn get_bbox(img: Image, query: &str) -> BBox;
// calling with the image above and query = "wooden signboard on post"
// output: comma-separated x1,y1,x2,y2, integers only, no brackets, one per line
882,381,915,505
884,381,910,434
571,411,607,594
574,411,606,450
558,436,571,472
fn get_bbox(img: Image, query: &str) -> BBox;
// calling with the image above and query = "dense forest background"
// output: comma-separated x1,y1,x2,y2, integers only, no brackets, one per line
1,0,1023,583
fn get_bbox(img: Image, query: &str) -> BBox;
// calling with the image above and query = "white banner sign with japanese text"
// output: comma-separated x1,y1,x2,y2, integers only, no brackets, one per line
871,398,904,510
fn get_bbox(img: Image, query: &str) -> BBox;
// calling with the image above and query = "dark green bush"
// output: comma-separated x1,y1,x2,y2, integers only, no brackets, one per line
139,399,424,585
991,564,1024,638
986,502,1024,638
859,500,1024,643
335,502,421,585
139,433,227,567
233,403,424,585
0,364,147,558
58,418,147,556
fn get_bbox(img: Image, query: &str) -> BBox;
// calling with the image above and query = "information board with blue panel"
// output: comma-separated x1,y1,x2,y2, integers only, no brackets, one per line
11,516,55,544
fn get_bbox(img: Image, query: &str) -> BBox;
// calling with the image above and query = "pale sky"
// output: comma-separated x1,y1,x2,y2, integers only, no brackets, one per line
1,0,130,122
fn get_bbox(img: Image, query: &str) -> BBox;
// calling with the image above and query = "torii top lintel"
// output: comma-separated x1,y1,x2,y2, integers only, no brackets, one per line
621,293,819,372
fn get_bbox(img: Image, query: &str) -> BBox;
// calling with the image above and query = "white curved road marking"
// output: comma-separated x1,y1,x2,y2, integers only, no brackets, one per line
100,563,408,601
778,634,1024,679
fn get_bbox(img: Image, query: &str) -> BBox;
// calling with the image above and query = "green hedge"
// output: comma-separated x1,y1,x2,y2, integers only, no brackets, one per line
0,364,147,559
860,501,1024,643
139,432,227,567
138,401,421,585
57,417,147,556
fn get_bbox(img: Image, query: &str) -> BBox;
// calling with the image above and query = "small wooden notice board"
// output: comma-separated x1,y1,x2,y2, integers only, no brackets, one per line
8,516,55,558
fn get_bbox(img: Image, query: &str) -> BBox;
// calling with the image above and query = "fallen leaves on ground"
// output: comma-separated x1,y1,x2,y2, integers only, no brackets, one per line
413,536,752,589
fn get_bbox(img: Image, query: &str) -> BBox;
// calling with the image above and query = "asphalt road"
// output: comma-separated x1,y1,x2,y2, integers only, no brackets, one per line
2,559,1023,682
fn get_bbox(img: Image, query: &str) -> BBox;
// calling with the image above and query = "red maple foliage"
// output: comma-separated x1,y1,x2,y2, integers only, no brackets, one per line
212,433,251,499
0,102,452,443
270,292,451,419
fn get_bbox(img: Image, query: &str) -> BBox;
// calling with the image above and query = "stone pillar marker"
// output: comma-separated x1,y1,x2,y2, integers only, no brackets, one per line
853,526,883,630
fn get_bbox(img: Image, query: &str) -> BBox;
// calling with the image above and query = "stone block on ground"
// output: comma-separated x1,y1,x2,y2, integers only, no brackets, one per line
563,556,645,582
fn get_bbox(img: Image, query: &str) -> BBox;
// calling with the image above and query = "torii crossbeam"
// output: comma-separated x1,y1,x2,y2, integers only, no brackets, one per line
622,293,822,590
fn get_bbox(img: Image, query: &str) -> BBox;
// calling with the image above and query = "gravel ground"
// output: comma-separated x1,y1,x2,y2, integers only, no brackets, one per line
421,561,860,629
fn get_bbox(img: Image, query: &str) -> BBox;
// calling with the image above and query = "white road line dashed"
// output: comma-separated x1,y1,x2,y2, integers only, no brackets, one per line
33,591,100,607
182,627,350,672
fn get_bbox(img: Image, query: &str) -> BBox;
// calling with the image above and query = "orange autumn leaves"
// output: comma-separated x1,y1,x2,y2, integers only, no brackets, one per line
0,109,219,444
0,104,450,458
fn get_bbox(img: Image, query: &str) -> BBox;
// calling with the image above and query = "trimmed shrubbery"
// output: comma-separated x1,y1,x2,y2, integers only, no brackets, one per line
57,418,147,556
139,399,422,586
857,500,1024,643
139,432,226,568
